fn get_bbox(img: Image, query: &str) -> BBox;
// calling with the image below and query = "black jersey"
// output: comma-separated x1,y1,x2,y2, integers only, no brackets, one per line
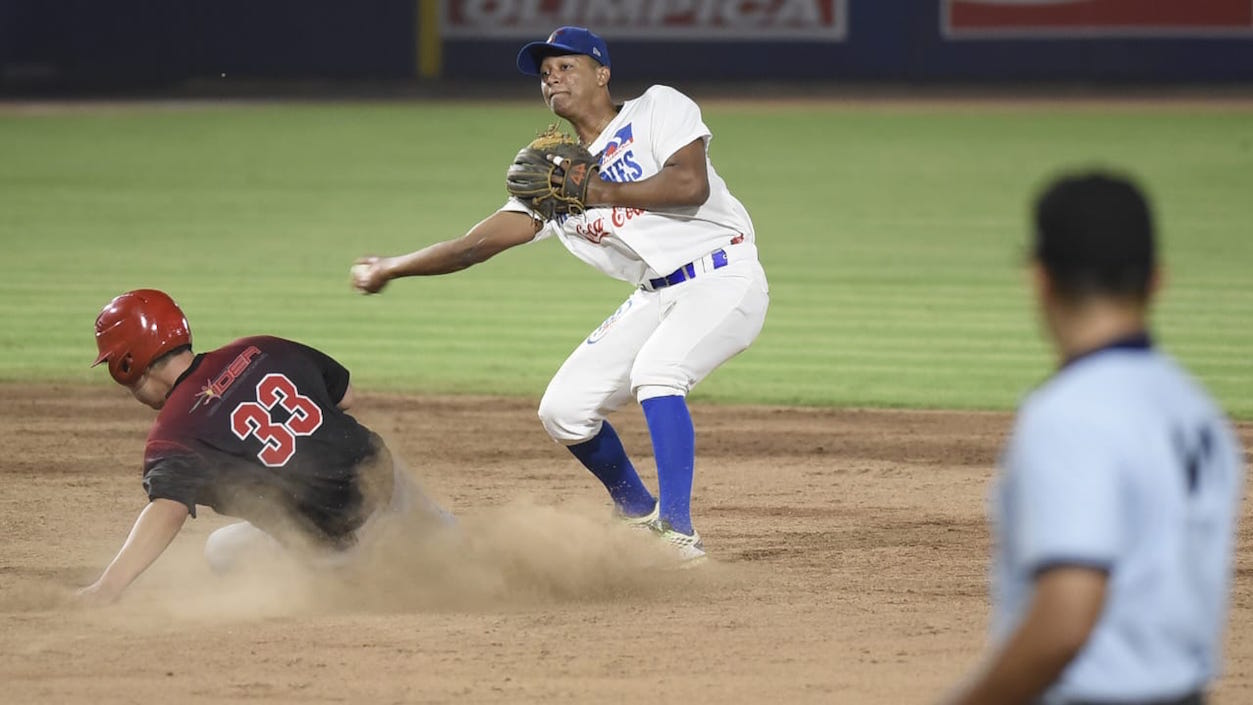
142,336,380,545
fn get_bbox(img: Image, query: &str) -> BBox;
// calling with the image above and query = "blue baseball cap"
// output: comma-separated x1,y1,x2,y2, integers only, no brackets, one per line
517,26,611,76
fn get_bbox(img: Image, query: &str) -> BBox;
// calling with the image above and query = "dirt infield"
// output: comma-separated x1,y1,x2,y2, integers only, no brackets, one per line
1,383,1250,704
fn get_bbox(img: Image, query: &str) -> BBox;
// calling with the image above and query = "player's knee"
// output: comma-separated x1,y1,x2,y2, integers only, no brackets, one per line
634,383,687,403
204,521,274,575
537,392,596,444
630,362,690,402
205,524,242,574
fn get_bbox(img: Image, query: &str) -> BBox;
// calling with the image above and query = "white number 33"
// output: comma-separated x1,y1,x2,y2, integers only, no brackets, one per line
230,373,324,467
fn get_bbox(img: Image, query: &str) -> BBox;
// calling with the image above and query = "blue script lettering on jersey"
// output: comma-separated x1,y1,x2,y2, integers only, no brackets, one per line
599,124,644,183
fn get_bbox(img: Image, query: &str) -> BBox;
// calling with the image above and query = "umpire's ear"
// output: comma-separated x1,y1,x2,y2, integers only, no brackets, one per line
1028,260,1053,311
1146,265,1165,303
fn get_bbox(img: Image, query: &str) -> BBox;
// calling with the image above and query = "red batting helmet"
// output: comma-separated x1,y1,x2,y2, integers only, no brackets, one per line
92,289,192,386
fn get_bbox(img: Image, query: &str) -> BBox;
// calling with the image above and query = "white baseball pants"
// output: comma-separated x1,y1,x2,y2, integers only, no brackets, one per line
538,256,769,444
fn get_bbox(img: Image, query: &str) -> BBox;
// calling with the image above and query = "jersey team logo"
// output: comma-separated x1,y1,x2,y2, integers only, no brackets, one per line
600,124,644,183
602,124,634,160
191,345,263,412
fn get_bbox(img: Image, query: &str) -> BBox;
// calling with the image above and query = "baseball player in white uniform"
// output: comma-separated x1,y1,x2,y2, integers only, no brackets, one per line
939,172,1244,705
351,26,769,563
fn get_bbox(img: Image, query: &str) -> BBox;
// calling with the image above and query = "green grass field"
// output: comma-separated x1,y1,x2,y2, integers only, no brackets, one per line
1,100,1250,416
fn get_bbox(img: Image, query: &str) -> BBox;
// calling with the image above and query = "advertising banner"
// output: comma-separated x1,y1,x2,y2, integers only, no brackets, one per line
442,0,847,40
944,0,1253,38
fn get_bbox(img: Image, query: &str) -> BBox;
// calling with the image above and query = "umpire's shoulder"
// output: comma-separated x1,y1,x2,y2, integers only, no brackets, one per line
1020,361,1131,433
1013,383,1111,457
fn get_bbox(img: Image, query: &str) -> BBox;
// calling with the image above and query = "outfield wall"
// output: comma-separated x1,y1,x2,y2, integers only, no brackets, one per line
444,0,1253,83
3,0,1253,89
0,0,418,85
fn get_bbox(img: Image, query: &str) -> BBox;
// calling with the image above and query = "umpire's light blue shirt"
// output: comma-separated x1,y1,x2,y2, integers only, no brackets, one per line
994,338,1244,703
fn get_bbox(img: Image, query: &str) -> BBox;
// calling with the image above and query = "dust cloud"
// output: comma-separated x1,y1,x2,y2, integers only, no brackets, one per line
76,496,725,622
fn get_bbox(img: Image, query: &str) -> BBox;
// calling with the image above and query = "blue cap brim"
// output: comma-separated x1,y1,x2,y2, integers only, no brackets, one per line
516,41,583,76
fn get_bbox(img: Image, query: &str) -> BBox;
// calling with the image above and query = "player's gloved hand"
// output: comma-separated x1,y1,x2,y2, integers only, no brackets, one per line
506,125,599,221
351,256,391,295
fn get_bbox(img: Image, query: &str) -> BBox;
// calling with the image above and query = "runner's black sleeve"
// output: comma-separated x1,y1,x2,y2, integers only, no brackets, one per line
142,452,215,517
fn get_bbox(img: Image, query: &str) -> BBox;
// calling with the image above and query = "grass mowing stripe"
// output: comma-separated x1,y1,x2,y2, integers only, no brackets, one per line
2,103,1250,417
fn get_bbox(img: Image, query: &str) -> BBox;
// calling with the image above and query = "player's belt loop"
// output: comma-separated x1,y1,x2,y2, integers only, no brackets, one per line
640,248,729,292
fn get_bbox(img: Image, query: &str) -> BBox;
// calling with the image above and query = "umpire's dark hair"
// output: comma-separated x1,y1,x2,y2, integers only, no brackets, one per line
1032,170,1156,302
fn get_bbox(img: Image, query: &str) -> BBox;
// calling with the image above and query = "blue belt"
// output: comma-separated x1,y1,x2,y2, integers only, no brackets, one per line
643,249,729,291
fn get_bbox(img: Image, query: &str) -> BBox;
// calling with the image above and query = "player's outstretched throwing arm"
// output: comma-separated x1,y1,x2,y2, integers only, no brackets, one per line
351,211,542,294
352,127,710,297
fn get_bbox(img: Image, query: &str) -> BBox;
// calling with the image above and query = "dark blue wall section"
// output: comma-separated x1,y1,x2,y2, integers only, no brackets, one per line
2,0,1252,90
0,0,416,87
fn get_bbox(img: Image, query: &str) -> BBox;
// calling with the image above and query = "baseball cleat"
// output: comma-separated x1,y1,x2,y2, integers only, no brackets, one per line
648,518,707,565
616,501,659,528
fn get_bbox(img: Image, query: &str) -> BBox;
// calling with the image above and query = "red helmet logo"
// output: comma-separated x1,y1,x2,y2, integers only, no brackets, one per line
92,289,191,386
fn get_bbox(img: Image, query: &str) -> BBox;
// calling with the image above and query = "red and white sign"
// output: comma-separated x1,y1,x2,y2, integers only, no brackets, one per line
442,0,847,41
944,0,1253,38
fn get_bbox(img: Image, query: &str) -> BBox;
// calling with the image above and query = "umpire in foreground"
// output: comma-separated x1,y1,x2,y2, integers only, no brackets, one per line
939,171,1244,705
